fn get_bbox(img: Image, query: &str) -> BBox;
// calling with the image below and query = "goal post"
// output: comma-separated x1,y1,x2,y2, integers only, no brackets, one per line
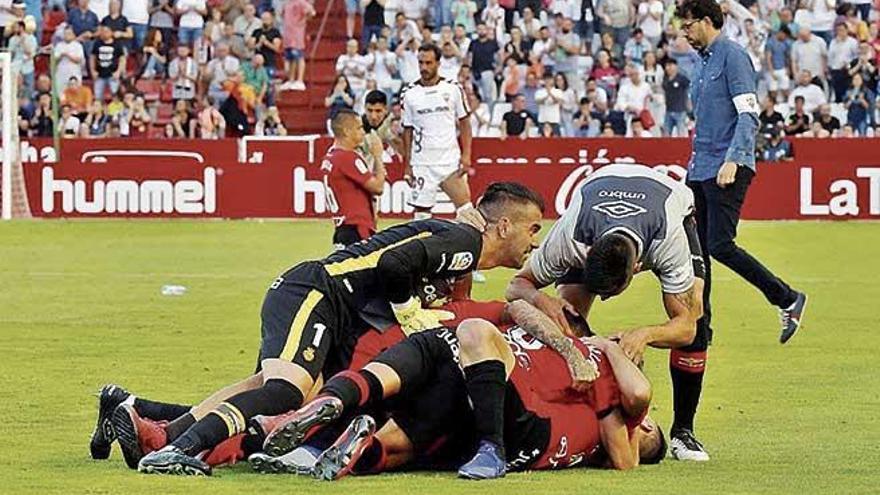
0,50,30,220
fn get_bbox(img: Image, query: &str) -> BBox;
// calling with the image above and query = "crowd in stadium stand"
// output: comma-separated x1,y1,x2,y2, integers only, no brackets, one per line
6,0,880,146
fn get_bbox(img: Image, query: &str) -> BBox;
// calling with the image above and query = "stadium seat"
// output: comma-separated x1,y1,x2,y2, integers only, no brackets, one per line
136,80,162,102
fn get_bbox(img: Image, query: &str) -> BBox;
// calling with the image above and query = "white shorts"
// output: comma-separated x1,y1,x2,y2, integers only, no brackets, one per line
767,69,790,92
409,163,457,209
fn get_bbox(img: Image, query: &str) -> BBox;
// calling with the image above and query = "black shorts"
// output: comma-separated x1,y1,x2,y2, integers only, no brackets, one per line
502,382,551,472
258,261,359,379
332,224,370,251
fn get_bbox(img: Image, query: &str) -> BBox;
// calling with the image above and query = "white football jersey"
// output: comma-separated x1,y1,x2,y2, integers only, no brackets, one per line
401,78,471,166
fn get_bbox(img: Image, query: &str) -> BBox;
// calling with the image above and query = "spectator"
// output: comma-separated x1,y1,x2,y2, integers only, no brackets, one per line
624,28,652,65
399,0,426,22
242,52,270,106
255,105,288,135
668,34,701,80
141,28,168,78
758,96,784,133
360,0,384,49
585,77,609,108
814,103,841,135
452,0,477,34
760,127,793,161
61,76,94,116
325,74,355,126
828,22,859,102
54,26,84,95
637,0,664,47
630,117,652,137
788,70,827,113
366,36,397,98
204,42,240,106
500,56,521,101
149,0,175,45
68,0,99,72
452,24,471,56
59,104,82,138
468,90,491,136
840,124,857,137
808,0,836,44
336,38,367,101
123,0,150,50
518,6,541,41
842,4,869,42
197,95,226,138
18,95,33,138
845,73,873,136
571,97,595,137
641,50,663,115
785,95,811,135
849,41,877,91
218,21,249,59
470,22,500,102
791,27,827,88
503,26,528,65
127,94,152,136
8,18,36,99
250,10,282,76
391,12,421,49
169,44,198,101
765,27,792,101
530,26,554,76
233,2,260,39
91,25,125,101
176,0,207,46
101,0,133,50
440,41,463,80
522,70,539,114
396,36,419,83
778,7,798,35
554,17,580,82
30,92,53,137
598,0,634,48
535,73,563,136
615,63,652,129
661,58,689,137
82,100,110,137
597,31,624,69
342,0,357,39
554,72,577,136
591,50,619,99
171,99,196,137
481,0,504,41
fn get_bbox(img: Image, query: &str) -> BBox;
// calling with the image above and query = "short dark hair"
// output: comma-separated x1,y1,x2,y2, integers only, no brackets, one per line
583,233,636,297
418,43,441,61
477,182,546,221
676,0,724,29
330,109,360,137
564,312,593,337
794,95,805,103
364,90,387,106
640,428,667,465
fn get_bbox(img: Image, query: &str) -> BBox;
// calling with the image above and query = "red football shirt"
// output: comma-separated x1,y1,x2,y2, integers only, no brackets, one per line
321,146,377,238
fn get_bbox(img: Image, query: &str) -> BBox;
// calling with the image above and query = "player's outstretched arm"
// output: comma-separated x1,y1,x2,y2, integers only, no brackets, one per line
586,336,652,419
507,300,598,390
599,410,638,470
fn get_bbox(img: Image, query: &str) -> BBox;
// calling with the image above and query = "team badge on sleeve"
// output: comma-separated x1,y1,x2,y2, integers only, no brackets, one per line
448,252,474,271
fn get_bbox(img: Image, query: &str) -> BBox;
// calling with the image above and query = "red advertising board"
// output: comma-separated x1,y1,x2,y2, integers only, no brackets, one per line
19,137,880,220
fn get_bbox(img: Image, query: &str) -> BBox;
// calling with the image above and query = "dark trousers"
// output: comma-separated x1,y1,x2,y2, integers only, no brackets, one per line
688,167,797,337
829,69,851,103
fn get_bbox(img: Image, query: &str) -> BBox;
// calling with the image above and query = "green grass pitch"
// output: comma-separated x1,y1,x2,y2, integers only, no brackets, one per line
1,219,878,495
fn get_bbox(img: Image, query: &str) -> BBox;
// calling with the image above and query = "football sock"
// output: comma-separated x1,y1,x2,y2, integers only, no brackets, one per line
172,379,304,456
670,350,707,432
352,437,387,475
463,359,507,450
164,413,196,442
133,397,192,422
320,370,384,410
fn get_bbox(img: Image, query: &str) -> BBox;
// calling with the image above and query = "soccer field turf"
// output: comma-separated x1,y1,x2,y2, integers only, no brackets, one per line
1,219,878,495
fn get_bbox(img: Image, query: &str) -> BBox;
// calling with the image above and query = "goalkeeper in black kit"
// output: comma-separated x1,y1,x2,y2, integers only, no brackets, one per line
127,182,545,475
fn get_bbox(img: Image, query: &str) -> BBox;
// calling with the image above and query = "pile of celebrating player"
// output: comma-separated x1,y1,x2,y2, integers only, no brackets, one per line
88,27,808,480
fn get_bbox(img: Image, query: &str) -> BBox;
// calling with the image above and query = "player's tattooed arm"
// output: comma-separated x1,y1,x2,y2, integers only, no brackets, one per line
507,300,599,389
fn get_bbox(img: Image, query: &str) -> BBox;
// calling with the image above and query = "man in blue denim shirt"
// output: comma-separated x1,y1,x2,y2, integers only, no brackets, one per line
673,0,808,463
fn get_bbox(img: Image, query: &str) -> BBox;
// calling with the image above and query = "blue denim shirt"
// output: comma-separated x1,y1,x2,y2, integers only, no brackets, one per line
688,35,759,182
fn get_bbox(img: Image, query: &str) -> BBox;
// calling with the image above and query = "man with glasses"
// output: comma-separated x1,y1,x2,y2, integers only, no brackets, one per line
676,0,808,461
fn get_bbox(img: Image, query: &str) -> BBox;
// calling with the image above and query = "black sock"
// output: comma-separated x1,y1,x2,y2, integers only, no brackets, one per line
164,413,196,442
464,360,506,451
171,380,304,456
240,425,266,457
670,350,707,433
351,437,386,475
320,370,384,410
133,398,192,422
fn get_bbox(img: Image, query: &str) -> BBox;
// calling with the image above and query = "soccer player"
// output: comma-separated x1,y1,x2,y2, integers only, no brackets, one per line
504,163,710,461
400,43,473,219
674,0,808,458
134,183,545,475
255,300,663,480
322,109,386,249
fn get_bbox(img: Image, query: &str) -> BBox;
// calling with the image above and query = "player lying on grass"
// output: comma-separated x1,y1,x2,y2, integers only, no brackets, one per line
89,183,545,475
254,299,663,480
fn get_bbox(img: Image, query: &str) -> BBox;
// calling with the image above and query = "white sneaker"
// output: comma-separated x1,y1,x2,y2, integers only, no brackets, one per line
669,429,710,461
292,80,306,91
249,445,321,474
279,81,295,91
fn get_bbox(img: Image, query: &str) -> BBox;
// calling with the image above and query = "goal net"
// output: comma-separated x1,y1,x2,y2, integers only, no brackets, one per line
0,51,30,219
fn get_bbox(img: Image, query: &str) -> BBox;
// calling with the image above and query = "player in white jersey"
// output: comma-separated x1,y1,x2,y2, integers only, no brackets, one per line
400,43,473,219
503,164,712,462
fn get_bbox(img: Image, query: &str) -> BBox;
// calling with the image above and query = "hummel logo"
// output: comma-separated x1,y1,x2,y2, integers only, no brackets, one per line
592,200,648,219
